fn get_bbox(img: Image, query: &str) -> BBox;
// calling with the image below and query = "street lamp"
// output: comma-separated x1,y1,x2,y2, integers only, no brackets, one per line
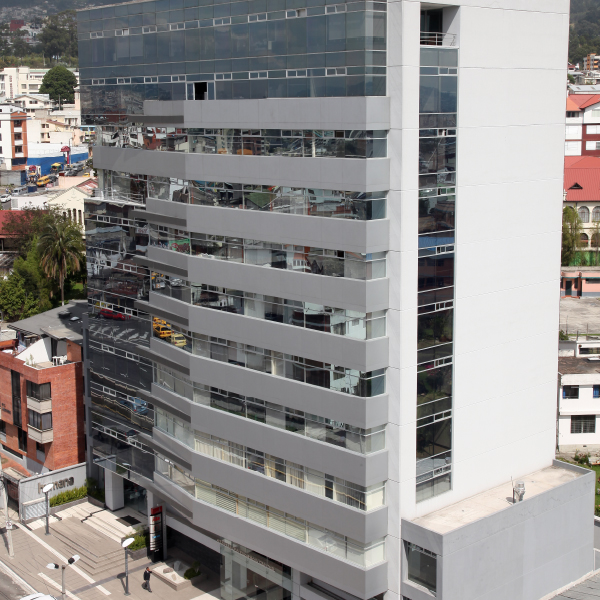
42,483,53,536
47,555,80,600
121,538,134,596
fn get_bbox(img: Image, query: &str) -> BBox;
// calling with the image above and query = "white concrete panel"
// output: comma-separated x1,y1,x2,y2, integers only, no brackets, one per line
457,7,570,70
455,231,561,299
453,329,559,412
458,68,567,128
457,178,564,245
457,123,566,188
454,279,560,355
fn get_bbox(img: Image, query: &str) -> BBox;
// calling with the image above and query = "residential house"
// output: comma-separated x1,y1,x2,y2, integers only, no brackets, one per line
0,301,86,474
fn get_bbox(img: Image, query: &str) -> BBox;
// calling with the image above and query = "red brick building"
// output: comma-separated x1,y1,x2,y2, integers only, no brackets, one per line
0,300,87,473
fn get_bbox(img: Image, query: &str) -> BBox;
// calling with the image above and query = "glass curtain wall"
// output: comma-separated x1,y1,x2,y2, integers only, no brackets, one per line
416,45,457,503
85,194,156,479
77,0,387,113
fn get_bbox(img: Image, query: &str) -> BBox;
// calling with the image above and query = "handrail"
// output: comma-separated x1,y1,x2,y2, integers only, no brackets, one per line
420,32,457,47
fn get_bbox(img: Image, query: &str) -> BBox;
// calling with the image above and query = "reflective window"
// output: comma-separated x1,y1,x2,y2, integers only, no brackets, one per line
156,452,386,567
406,543,437,592
416,45,457,503
149,225,387,281
156,407,385,511
95,125,388,159
151,274,386,339
154,363,386,453
78,5,387,110
150,319,385,397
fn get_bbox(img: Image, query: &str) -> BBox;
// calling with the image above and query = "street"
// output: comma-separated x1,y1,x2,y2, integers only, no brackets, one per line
0,572,34,600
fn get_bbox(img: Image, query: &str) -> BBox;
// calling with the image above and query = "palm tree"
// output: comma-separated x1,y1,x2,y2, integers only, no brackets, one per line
38,215,85,306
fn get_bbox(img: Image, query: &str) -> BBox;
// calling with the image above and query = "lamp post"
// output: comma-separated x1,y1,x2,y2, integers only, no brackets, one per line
42,483,53,536
47,555,80,600
121,538,134,596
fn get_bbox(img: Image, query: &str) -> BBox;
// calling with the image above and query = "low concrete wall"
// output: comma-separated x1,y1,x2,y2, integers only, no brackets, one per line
401,461,595,600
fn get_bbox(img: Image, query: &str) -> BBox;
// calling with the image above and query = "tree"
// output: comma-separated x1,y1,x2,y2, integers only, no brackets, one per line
39,64,78,104
3,207,50,256
562,206,583,266
37,216,85,306
12,238,53,313
38,11,77,59
0,273,39,322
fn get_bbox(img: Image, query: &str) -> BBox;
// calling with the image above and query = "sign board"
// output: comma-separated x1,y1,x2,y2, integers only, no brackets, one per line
149,506,163,551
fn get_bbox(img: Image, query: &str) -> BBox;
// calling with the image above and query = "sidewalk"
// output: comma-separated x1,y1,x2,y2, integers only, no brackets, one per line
0,504,221,600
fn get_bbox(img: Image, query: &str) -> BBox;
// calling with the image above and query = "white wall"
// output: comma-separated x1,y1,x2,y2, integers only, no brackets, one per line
387,0,570,549
27,118,41,145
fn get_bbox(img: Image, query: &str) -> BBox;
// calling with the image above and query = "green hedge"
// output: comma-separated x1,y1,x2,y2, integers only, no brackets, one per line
49,485,88,507
128,529,150,551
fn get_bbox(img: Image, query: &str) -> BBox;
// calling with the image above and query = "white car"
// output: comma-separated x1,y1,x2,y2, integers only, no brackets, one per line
21,594,59,600
0,194,11,203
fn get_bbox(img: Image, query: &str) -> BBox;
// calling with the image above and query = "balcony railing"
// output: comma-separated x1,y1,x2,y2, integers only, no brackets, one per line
420,32,457,47
27,426,53,444
90,190,146,205
26,396,52,413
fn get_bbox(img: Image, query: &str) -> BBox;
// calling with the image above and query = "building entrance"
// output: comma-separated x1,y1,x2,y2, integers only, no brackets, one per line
124,479,147,515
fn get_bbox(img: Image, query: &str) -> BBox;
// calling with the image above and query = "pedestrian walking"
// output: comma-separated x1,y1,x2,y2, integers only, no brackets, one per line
142,567,152,592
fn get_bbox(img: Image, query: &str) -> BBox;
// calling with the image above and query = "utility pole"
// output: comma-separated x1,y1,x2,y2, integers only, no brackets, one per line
0,458,14,557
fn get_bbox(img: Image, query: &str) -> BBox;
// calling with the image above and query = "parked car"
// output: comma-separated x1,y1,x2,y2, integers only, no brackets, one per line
153,323,172,338
98,308,130,320
170,332,187,347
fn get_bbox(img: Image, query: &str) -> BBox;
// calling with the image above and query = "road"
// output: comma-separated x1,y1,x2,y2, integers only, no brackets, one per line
0,568,36,600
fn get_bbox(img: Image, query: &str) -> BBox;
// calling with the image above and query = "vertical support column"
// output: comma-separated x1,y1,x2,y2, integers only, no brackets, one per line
291,568,302,600
104,469,125,511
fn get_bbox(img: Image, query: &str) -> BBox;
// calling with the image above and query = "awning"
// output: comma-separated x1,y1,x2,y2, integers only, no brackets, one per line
51,163,63,167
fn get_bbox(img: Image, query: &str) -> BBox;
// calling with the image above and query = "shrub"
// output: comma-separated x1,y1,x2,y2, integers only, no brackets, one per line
559,330,569,341
574,450,591,467
49,485,87,507
128,528,150,551
183,562,201,580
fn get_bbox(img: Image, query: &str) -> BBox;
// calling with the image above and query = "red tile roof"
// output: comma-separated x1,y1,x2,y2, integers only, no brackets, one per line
565,156,600,202
568,94,600,110
567,97,582,112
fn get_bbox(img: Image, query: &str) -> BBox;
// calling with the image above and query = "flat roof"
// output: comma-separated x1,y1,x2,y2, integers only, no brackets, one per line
555,570,600,600
9,299,87,344
559,355,600,375
411,465,582,535
560,297,600,334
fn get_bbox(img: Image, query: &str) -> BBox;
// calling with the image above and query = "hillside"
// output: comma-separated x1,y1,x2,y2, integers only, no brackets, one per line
570,0,600,65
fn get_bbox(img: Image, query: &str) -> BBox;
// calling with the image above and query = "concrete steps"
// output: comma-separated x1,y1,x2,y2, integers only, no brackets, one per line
51,518,124,576
54,502,142,545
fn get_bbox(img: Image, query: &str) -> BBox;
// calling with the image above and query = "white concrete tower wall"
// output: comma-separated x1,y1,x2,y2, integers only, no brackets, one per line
387,1,569,595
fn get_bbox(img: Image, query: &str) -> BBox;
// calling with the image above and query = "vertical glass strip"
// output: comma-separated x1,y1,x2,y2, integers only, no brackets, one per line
416,45,458,503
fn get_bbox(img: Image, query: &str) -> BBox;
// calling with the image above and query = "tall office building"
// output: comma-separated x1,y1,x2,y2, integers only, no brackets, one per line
79,2,594,599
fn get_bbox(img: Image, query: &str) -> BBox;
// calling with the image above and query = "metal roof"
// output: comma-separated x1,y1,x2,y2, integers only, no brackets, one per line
8,299,87,344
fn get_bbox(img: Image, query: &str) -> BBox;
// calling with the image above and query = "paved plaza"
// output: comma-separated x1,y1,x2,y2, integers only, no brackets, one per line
0,502,220,600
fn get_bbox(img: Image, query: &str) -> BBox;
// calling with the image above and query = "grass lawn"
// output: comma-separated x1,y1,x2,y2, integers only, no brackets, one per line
591,464,600,509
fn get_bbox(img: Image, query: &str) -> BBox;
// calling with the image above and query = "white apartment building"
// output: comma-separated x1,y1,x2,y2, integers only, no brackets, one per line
558,341,600,451
0,104,27,170
79,2,594,600
0,67,79,102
